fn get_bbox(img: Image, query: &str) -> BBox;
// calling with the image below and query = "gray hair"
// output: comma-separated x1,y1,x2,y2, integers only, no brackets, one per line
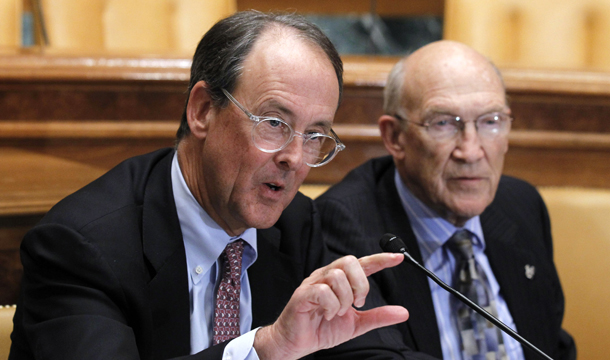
176,10,343,141
382,58,407,118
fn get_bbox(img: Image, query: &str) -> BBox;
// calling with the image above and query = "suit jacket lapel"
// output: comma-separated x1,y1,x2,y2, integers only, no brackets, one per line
376,165,443,358
141,150,192,358
250,226,302,328
481,204,542,355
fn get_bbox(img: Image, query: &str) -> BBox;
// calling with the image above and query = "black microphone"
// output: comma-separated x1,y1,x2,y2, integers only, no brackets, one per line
380,233,553,360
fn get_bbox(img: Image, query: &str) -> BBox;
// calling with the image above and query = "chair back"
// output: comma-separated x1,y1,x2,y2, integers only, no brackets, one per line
0,305,16,360
40,0,235,54
539,187,610,360
0,0,21,48
445,0,610,70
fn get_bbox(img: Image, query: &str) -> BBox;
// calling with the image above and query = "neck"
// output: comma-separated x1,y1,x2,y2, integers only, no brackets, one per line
176,139,246,237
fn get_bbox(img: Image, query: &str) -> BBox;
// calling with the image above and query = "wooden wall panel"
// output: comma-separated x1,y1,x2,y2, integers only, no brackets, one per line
2,54,610,191
0,82,186,121
236,0,444,16
510,92,610,133
335,86,384,125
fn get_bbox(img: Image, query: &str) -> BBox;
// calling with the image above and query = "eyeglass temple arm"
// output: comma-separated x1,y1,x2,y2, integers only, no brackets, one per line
331,128,346,150
221,88,255,119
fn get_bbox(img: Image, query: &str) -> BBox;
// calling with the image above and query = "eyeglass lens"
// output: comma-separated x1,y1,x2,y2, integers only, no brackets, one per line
253,119,338,165
426,113,511,140
221,88,343,166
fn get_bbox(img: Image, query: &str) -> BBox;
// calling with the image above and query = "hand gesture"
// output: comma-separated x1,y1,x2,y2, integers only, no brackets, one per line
253,253,409,360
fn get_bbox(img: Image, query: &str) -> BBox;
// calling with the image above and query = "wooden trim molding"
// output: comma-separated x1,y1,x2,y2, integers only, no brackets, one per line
0,52,191,82
5,54,610,97
2,121,609,218
502,68,610,96
236,0,444,16
5,121,610,152
0,120,178,139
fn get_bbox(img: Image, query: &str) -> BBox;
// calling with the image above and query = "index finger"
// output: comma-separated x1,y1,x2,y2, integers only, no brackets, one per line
358,253,404,277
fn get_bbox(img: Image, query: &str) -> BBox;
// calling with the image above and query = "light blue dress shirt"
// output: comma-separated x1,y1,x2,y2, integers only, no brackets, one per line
171,153,261,359
394,170,525,360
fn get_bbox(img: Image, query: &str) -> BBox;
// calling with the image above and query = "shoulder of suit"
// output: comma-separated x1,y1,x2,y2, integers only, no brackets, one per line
40,148,175,230
316,156,394,201
492,175,545,213
497,175,539,196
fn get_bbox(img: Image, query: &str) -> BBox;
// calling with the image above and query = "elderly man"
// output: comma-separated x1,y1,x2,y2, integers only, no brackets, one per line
315,40,576,360
9,11,410,360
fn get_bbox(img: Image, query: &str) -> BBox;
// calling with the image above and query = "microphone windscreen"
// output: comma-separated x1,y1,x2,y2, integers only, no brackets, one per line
379,233,408,254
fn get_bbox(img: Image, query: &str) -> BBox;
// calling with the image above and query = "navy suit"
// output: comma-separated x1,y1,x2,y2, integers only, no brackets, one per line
9,149,405,360
315,156,576,360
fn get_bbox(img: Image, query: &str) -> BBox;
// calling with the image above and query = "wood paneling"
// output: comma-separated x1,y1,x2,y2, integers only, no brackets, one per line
505,68,610,133
2,54,610,183
2,53,610,190
236,0,444,16
0,54,189,121
2,123,610,216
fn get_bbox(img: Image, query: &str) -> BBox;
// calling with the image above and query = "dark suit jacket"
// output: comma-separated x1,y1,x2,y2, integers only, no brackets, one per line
9,149,405,360
315,156,576,360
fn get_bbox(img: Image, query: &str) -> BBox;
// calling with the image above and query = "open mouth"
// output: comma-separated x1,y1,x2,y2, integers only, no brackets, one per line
265,183,282,191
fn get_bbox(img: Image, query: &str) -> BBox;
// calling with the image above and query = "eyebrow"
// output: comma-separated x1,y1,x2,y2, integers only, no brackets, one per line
263,99,333,132
265,99,294,118
422,106,509,119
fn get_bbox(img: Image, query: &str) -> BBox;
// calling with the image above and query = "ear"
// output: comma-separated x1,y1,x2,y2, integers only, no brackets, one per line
378,115,407,160
186,81,214,140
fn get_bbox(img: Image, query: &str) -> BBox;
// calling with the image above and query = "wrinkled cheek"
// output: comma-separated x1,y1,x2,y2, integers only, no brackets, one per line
295,166,311,185
253,202,285,228
430,171,449,198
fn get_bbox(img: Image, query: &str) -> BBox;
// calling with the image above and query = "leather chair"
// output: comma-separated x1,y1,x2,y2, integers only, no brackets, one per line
0,305,16,360
539,186,610,360
39,0,236,53
444,0,610,70
0,0,20,48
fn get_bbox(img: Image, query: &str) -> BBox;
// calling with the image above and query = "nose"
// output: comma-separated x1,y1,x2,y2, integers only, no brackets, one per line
274,134,304,171
451,122,484,163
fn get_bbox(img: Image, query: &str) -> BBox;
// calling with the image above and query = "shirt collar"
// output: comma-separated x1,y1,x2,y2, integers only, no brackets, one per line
393,169,485,262
171,153,258,282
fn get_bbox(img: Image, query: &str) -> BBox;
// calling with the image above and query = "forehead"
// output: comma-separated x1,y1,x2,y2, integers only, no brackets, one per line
405,48,506,114
233,27,340,123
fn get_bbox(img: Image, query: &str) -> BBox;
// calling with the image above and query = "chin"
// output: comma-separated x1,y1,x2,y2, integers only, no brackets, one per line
243,206,285,230
453,201,490,219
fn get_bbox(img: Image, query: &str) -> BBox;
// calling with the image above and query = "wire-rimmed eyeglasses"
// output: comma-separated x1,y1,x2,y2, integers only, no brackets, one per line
393,112,513,141
222,89,345,167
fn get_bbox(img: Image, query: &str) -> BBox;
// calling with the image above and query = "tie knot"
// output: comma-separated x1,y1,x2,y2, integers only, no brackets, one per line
223,239,245,260
446,229,474,261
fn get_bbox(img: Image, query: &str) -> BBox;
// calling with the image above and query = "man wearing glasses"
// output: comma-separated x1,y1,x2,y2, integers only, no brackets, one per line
316,41,576,360
9,11,410,360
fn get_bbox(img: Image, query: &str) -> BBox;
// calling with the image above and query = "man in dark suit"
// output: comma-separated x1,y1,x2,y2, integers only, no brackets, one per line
315,41,576,360
9,11,410,360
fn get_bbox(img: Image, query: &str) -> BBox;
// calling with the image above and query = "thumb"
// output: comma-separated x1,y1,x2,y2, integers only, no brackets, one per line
352,305,409,338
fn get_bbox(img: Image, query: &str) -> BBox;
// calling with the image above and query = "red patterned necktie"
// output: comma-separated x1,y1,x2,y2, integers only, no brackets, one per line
212,239,245,345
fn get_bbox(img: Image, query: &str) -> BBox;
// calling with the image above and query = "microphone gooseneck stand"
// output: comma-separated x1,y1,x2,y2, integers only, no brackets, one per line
379,233,554,360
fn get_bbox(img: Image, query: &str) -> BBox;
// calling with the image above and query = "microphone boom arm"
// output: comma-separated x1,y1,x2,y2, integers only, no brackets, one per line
381,234,553,360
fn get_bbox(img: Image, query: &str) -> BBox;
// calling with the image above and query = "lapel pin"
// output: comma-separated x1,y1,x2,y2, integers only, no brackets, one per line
525,264,535,279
